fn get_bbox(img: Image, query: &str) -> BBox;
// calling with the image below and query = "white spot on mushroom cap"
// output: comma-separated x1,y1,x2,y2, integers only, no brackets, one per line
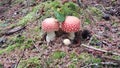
62,16,81,32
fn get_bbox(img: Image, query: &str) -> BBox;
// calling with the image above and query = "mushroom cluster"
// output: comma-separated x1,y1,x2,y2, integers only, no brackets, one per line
41,16,81,44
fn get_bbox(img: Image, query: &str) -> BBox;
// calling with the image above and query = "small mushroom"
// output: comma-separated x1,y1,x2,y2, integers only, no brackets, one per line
42,18,59,43
63,38,71,45
62,16,81,40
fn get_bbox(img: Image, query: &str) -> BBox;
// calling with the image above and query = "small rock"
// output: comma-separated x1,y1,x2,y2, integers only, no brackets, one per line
102,13,110,21
0,36,6,45
63,39,71,46
111,27,118,33
108,8,116,16
96,42,103,47
117,32,120,36
103,34,109,38
118,45,120,49
105,26,110,31
97,31,104,36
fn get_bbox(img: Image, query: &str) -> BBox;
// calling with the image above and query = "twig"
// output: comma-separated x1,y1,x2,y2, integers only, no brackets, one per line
14,48,25,68
81,61,119,68
0,26,25,37
101,62,119,65
87,34,94,45
81,44,120,56
81,63,98,68
82,34,120,56
100,56,120,64
5,26,26,35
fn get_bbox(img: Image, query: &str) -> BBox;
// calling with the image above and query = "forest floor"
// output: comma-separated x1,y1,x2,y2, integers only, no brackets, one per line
0,0,120,68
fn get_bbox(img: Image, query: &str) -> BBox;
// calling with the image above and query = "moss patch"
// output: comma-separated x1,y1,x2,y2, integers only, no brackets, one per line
51,51,66,59
18,57,41,68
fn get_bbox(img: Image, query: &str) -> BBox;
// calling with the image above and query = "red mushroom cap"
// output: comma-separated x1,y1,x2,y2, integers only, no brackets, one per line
42,18,59,32
62,16,81,32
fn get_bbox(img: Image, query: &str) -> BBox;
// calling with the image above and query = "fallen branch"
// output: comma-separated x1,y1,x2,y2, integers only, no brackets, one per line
81,63,98,68
101,62,119,66
81,44,120,56
83,34,120,56
100,56,120,64
5,26,25,35
81,61,120,68
0,26,25,37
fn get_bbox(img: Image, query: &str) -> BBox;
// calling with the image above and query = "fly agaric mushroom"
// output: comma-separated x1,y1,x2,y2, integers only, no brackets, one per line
62,16,81,40
42,18,59,43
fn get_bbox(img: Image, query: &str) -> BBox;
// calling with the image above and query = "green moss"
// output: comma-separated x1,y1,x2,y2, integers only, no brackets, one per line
40,1,80,22
0,43,20,55
14,36,25,44
60,2,80,17
45,58,53,67
12,0,24,5
112,55,120,60
78,53,101,64
18,57,41,68
90,36,100,45
68,63,76,68
0,35,34,55
112,22,118,27
34,27,40,32
17,4,41,26
51,51,66,59
8,2,44,28
0,35,24,54
84,18,91,25
88,7,103,17
70,52,78,59
0,64,3,68
69,52,79,64
13,0,80,25
24,39,34,48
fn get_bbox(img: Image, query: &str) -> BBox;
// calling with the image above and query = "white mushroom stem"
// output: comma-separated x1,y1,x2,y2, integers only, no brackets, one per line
46,31,56,43
69,32,75,40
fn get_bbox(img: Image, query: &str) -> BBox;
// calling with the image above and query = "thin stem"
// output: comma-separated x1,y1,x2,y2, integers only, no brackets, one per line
69,32,75,40
46,31,55,43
